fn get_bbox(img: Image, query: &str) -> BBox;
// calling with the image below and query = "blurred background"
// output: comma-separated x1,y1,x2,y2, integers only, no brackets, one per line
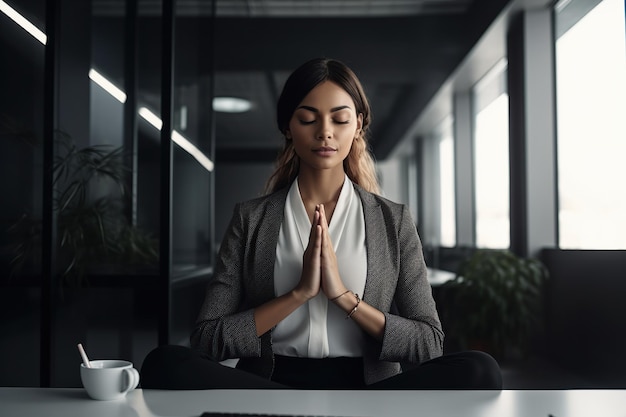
1,0,625,389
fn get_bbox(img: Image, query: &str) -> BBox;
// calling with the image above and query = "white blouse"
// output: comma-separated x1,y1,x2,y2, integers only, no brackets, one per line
272,175,368,358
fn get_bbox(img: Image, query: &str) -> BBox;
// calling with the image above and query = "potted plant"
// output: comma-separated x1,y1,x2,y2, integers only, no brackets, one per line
9,132,158,285
439,249,549,360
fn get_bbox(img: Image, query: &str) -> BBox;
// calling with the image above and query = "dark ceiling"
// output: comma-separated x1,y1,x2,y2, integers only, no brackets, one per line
95,0,513,163
212,0,512,163
2,0,512,164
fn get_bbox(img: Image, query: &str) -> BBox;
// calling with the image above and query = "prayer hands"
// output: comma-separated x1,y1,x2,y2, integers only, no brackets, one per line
296,208,322,300
317,204,347,299
296,204,347,301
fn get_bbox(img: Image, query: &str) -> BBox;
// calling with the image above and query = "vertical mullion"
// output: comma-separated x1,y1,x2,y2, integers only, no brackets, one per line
41,0,59,388
507,13,528,257
159,0,175,346
124,0,138,226
122,0,139,362
208,0,216,269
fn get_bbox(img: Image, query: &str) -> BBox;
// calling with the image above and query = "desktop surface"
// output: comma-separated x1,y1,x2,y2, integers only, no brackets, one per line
1,387,626,417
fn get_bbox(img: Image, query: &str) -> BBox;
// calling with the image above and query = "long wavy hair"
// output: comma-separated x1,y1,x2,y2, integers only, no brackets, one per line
264,58,380,195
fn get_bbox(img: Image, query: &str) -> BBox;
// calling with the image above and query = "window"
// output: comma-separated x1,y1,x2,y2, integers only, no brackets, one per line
472,60,510,249
555,0,626,249
438,118,456,247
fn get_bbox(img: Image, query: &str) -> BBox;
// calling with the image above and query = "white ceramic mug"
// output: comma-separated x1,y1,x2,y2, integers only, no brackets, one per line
80,360,140,401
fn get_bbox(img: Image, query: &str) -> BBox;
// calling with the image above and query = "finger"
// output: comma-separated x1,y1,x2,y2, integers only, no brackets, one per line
318,205,327,249
319,204,327,228
315,206,326,252
315,224,322,251
307,208,320,246
310,223,322,257
314,205,321,227
319,204,333,252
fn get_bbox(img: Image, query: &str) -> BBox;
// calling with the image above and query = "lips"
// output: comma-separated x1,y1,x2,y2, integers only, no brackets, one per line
313,146,337,156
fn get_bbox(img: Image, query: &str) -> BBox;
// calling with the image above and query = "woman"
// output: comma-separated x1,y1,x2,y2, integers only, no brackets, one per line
141,58,502,390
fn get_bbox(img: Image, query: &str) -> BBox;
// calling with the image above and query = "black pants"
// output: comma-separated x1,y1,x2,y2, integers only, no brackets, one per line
140,345,502,390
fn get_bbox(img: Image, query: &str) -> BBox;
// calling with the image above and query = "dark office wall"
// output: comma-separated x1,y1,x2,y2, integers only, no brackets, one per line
542,249,626,386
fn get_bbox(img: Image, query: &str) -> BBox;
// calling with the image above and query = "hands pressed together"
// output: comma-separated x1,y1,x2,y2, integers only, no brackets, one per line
295,204,348,302
254,204,385,339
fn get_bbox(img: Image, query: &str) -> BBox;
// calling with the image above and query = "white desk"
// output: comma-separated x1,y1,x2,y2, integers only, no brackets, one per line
427,268,456,286
1,387,626,417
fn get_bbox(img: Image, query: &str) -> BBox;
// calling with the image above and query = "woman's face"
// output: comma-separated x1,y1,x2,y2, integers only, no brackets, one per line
287,80,362,174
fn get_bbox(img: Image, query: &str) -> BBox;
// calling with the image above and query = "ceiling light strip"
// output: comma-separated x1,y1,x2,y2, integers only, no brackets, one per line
139,107,214,172
89,69,127,103
171,130,215,172
0,0,47,44
5,1,214,173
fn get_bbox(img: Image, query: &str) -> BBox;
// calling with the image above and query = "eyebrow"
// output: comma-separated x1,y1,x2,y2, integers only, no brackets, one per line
296,105,352,113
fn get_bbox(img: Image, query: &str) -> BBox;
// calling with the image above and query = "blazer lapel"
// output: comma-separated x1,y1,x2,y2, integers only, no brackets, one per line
252,188,288,303
355,186,390,311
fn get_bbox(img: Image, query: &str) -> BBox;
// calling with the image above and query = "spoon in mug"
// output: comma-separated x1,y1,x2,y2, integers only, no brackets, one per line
77,343,92,368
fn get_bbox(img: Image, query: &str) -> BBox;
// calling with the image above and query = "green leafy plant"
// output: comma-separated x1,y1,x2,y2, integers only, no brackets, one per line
9,132,158,284
440,249,549,359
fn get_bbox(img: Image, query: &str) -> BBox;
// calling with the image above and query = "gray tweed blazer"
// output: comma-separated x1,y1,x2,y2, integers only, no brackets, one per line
190,182,444,385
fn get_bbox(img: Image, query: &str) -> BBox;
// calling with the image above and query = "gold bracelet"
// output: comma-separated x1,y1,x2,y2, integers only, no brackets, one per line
330,290,350,301
346,293,361,319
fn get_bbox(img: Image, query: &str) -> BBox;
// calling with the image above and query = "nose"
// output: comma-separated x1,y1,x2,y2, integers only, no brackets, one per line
316,119,332,140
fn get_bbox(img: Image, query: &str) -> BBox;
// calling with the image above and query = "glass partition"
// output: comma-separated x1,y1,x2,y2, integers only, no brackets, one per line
0,0,46,386
0,0,215,386
170,0,215,346
171,2,214,278
49,0,162,387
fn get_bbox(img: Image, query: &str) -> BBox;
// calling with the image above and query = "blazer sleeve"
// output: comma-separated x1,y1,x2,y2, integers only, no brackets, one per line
190,203,262,361
378,204,445,364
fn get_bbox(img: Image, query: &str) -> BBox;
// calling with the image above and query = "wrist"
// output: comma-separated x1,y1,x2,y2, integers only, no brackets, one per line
329,289,350,302
291,287,312,304
346,293,361,319
333,290,359,312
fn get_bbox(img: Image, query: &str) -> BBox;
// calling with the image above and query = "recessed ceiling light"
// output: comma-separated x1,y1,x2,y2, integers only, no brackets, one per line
212,97,252,113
